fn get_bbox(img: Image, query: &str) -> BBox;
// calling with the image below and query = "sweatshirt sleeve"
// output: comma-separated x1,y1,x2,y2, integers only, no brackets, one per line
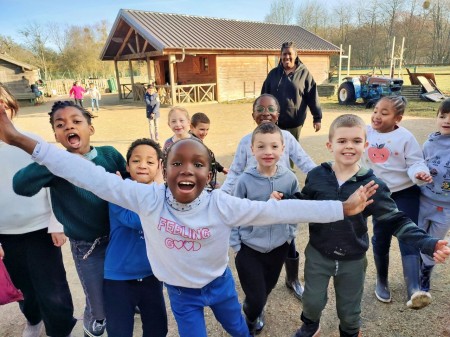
305,73,322,123
404,134,429,186
109,203,143,230
285,132,316,173
13,162,54,196
221,137,250,194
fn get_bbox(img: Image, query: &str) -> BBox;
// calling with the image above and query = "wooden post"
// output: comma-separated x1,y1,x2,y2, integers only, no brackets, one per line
168,54,176,105
129,59,135,99
114,60,122,99
146,56,152,84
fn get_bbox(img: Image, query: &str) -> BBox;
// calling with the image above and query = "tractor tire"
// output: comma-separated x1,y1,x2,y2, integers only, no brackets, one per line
338,82,356,105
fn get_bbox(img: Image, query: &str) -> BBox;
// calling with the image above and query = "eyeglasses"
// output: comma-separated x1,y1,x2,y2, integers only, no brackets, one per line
255,105,278,114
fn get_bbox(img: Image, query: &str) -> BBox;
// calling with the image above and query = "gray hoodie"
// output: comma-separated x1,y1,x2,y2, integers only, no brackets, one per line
421,132,450,208
230,165,299,253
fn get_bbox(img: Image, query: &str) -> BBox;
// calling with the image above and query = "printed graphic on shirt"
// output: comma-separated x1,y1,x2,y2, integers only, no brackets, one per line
157,217,210,251
367,143,390,164
426,157,450,195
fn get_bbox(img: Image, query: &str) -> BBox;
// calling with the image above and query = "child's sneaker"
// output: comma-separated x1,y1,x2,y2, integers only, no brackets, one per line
406,290,431,309
22,320,43,337
83,319,106,337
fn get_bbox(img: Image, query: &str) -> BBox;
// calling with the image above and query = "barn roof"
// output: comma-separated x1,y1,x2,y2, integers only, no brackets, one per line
0,53,37,71
101,9,339,60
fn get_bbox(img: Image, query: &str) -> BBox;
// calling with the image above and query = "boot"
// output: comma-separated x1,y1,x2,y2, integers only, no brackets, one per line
373,254,391,302
246,317,257,337
292,313,320,337
402,255,431,309
420,263,434,292
254,309,265,334
339,325,362,337
285,251,304,300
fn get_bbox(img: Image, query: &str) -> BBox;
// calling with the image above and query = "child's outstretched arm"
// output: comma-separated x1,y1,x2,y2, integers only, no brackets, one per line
434,240,450,263
0,104,37,154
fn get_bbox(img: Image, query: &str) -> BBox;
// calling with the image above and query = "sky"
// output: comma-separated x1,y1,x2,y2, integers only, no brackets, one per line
0,0,281,44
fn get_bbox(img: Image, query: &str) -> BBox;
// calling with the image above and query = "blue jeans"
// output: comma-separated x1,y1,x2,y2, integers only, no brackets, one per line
165,267,250,337
372,185,421,257
91,98,99,111
70,237,108,336
104,276,167,337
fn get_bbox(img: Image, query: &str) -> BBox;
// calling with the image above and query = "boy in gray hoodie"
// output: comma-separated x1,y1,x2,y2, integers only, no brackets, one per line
230,123,299,335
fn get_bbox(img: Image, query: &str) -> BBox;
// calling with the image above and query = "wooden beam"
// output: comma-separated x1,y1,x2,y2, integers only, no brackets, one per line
142,40,148,53
135,32,140,53
127,43,136,54
114,60,122,99
168,54,176,105
115,51,164,62
117,28,134,58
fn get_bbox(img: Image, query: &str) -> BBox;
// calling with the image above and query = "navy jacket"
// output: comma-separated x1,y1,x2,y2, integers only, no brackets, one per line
290,162,437,261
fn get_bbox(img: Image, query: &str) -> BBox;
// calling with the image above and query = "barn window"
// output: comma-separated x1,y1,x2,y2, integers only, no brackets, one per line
200,57,209,73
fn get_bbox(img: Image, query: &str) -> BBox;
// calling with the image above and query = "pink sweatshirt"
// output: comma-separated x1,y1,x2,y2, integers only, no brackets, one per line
69,85,86,99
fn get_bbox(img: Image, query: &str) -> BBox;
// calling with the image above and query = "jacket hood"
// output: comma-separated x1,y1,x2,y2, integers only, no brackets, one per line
244,164,290,180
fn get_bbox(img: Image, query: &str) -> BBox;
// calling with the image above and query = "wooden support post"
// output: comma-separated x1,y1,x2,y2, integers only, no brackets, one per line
169,54,176,105
114,60,122,99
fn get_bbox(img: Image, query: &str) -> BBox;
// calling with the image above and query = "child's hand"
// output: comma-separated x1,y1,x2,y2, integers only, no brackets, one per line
433,240,450,263
270,191,283,200
415,171,433,183
222,167,229,174
115,171,123,178
0,103,21,145
342,181,378,216
0,245,4,259
51,233,67,247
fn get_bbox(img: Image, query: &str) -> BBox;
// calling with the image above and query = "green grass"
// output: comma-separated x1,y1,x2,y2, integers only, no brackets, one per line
320,97,441,118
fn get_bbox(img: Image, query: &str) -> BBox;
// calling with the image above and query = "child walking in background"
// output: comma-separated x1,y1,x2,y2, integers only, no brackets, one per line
287,114,450,337
222,94,316,301
12,101,126,337
162,106,191,152
69,81,86,107
104,138,167,337
190,112,228,188
418,98,450,293
0,108,379,337
230,123,301,335
86,83,101,113
362,96,433,309
144,84,160,141
0,85,76,337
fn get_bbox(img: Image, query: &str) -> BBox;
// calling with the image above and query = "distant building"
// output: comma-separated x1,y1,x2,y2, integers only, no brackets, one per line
101,9,339,103
0,53,39,94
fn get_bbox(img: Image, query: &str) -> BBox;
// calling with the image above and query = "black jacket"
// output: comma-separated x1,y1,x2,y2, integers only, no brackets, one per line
261,57,322,129
286,163,437,261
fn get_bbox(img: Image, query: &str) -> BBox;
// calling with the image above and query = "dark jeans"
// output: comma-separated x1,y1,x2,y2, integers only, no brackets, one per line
104,276,168,337
235,242,289,321
372,185,421,257
0,229,76,337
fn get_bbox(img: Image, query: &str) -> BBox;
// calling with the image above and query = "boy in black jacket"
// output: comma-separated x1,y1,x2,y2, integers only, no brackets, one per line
273,114,450,337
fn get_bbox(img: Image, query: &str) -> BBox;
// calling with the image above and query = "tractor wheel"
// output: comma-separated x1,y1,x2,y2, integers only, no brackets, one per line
338,82,356,105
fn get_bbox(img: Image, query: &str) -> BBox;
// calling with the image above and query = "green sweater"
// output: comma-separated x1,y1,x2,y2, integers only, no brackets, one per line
13,146,126,241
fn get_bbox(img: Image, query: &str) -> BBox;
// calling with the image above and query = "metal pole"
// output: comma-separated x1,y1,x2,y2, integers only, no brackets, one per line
398,37,405,78
390,37,395,78
338,44,343,84
347,45,351,77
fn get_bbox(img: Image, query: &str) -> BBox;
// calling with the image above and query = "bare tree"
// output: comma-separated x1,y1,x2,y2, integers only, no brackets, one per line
296,0,329,36
264,0,296,24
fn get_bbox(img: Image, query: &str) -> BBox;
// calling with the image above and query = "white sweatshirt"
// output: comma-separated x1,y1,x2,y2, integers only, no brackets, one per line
0,131,63,235
362,125,429,193
32,141,344,288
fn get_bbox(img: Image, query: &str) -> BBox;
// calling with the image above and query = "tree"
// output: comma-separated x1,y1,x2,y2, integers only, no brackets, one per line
264,0,296,24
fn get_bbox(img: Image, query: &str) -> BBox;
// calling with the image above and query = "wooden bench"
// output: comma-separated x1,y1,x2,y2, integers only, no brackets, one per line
14,92,37,104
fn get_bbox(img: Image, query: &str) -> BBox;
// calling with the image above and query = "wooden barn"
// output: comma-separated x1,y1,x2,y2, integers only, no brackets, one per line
101,9,340,103
0,53,40,94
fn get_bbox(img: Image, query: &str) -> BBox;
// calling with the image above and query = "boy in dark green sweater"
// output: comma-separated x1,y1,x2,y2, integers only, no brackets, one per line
13,101,126,337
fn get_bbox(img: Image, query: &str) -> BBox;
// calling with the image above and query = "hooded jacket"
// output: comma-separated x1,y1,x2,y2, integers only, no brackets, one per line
421,132,450,208
229,165,299,253
261,56,322,129
294,163,437,261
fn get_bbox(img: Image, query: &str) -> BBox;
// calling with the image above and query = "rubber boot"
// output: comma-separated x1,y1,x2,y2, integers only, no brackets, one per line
339,325,362,337
420,263,434,292
402,255,431,309
373,254,391,302
254,309,265,335
246,317,257,337
285,251,304,301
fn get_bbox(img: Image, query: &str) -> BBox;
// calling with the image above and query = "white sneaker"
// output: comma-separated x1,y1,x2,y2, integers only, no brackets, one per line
407,290,432,309
23,321,43,337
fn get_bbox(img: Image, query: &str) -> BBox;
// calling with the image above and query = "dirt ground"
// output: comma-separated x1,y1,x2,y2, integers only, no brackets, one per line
0,94,449,337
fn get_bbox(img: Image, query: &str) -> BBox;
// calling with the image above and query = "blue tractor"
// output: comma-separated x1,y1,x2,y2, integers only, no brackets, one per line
337,75,403,107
